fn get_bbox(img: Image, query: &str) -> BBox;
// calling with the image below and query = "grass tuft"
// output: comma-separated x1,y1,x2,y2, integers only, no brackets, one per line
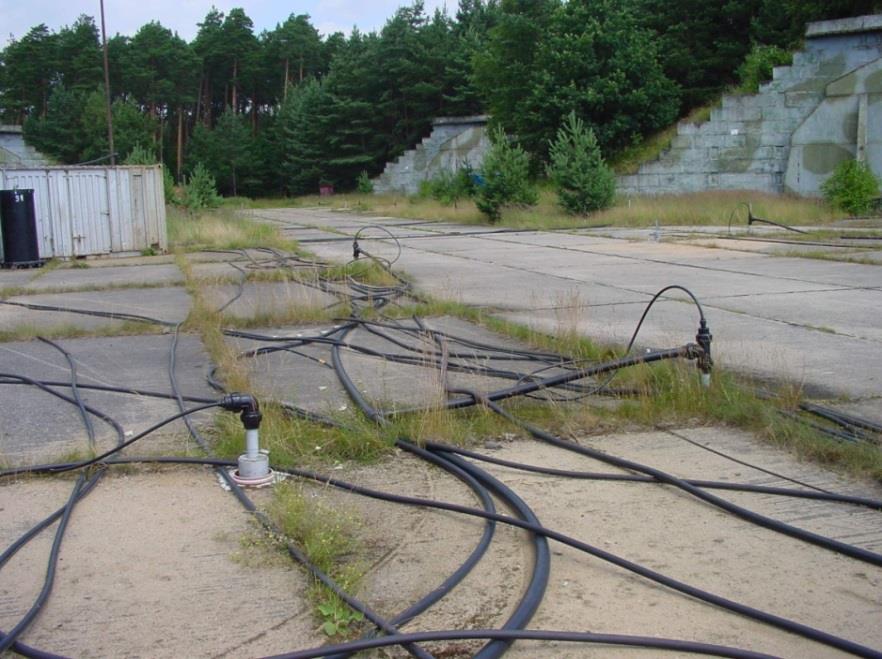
167,206,300,252
266,481,367,638
264,188,842,230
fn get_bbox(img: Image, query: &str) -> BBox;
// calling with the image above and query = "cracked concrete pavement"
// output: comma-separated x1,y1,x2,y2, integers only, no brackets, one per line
251,208,882,417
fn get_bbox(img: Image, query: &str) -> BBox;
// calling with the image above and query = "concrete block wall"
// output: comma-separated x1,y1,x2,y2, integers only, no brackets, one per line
373,116,490,195
0,126,50,168
618,15,882,197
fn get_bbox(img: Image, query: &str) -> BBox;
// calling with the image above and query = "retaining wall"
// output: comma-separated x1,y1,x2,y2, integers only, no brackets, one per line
618,14,882,197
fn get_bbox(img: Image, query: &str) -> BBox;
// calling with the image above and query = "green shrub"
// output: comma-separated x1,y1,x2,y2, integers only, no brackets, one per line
737,45,792,93
122,144,157,165
547,112,616,214
356,170,374,194
822,159,880,215
422,165,477,206
475,127,538,222
162,167,179,205
183,162,222,211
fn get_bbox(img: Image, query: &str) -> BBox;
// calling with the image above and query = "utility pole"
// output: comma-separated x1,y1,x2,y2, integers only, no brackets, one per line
99,0,115,166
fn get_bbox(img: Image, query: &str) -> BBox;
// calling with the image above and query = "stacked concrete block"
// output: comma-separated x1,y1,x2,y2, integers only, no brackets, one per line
618,15,882,197
0,126,50,168
373,116,490,195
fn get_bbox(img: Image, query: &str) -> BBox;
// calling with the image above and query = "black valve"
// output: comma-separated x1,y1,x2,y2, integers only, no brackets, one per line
219,393,262,430
695,318,713,377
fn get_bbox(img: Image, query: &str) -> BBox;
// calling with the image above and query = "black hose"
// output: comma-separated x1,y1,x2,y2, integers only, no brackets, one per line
268,463,882,658
430,448,550,659
470,391,882,567
265,627,777,659
0,470,103,570
0,300,175,326
37,337,96,447
0,378,215,403
0,372,126,445
424,441,882,510
0,473,89,653
0,402,219,478
326,444,499,659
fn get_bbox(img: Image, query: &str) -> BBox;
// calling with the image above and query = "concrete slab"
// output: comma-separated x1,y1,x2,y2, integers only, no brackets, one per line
249,209,882,399
0,471,320,657
225,316,577,415
0,287,192,333
185,249,269,264
709,288,882,341
190,261,245,281
0,268,39,289
80,254,177,267
203,281,338,320
0,333,215,461
25,264,184,292
499,299,882,398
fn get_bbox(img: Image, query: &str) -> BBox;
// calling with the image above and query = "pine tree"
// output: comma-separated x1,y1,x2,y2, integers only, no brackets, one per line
279,79,331,194
547,112,615,214
475,126,537,222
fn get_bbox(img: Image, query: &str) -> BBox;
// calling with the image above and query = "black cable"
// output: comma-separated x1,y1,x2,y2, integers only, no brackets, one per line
660,427,834,494
429,447,550,659
37,337,96,447
469,391,882,567
423,441,882,510
0,372,126,445
0,378,215,403
0,470,103,571
269,463,881,658
266,628,777,659
0,300,175,326
326,444,499,659
0,473,89,653
215,262,248,313
799,402,882,436
0,402,218,478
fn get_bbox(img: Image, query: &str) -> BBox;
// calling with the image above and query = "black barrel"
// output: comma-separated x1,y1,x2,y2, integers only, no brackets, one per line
0,189,41,266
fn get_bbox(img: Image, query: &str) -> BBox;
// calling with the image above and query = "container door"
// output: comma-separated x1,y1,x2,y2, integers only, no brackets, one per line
65,169,111,256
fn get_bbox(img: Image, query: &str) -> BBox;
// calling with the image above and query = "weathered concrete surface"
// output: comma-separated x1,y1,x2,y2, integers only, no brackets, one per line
258,208,882,400
0,287,192,332
300,427,882,658
0,333,214,461
0,471,321,658
226,316,575,416
0,267,39,289
25,263,184,291
204,281,338,320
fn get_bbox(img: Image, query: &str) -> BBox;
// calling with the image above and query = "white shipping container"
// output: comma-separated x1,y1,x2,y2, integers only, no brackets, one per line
0,165,167,259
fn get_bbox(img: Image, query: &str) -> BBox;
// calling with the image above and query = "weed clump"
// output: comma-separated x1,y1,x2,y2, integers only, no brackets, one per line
355,170,373,194
822,159,879,216
737,45,792,93
267,482,366,637
183,163,223,211
420,165,477,207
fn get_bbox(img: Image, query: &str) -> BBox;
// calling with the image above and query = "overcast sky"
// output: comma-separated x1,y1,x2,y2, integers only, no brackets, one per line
2,0,453,43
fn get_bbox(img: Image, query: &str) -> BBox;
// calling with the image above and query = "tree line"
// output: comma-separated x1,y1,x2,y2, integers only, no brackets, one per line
0,0,875,197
